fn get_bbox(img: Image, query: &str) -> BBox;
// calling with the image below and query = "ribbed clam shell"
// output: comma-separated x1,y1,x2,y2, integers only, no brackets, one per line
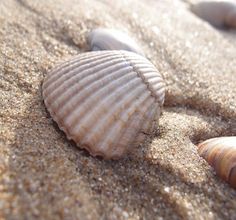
198,136,236,188
88,28,144,55
42,50,165,159
190,1,236,28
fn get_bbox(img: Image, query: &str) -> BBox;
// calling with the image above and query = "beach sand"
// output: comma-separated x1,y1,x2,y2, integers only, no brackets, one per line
0,0,236,219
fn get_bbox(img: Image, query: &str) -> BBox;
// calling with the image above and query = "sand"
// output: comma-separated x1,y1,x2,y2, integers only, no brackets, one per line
0,0,236,219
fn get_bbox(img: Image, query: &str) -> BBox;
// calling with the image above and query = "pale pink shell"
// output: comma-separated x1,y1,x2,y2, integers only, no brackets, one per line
198,136,236,188
88,28,144,55
42,50,165,159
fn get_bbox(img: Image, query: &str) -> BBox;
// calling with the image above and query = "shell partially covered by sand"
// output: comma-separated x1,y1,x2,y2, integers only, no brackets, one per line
190,0,236,28
0,0,236,219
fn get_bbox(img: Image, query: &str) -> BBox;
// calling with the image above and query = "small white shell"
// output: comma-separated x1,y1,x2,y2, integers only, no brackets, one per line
190,1,236,28
42,50,165,159
88,28,144,55
198,136,236,188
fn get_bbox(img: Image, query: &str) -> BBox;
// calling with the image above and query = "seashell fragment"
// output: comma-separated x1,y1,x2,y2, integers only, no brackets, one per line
88,28,144,55
190,1,236,28
198,136,236,188
42,50,165,159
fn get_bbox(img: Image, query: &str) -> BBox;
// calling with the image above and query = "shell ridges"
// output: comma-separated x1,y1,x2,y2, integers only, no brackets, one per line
198,136,236,188
43,50,165,159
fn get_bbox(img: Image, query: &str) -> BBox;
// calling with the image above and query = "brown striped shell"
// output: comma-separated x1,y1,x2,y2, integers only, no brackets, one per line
42,50,165,159
88,28,144,55
190,1,236,28
198,136,236,188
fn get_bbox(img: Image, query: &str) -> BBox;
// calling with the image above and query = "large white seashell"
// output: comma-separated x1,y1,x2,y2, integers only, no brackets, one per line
190,1,236,28
88,28,144,55
198,136,236,188
42,50,165,159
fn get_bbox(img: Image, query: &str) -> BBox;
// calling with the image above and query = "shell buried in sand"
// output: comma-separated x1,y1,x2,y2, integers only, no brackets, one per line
198,136,236,188
42,50,165,159
88,28,144,55
190,0,236,28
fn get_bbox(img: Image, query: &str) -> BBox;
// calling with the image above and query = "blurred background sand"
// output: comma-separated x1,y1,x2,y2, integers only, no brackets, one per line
0,0,236,219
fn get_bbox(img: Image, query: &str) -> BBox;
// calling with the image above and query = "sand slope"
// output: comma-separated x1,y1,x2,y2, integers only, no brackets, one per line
0,0,236,219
